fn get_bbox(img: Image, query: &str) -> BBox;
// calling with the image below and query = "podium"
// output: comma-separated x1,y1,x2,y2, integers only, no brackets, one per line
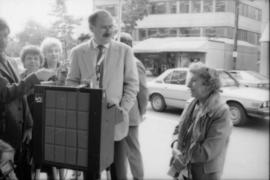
32,85,114,178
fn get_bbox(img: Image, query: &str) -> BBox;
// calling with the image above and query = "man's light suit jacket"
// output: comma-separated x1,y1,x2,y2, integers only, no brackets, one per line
129,59,148,126
66,39,139,141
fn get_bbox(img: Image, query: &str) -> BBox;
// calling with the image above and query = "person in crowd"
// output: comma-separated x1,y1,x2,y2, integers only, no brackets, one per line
19,44,43,115
168,62,232,180
19,45,44,179
0,17,55,180
40,37,68,179
119,32,148,180
0,139,17,180
66,10,139,180
20,45,43,79
41,37,68,85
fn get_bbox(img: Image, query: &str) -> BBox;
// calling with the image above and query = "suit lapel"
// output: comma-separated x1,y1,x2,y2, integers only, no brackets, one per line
0,61,16,83
7,60,20,82
82,41,96,80
103,41,118,89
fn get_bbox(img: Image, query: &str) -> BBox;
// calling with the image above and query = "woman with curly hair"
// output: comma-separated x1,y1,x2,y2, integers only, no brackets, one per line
169,62,232,180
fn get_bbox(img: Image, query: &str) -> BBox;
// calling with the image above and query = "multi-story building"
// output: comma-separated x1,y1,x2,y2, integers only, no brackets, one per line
93,0,263,74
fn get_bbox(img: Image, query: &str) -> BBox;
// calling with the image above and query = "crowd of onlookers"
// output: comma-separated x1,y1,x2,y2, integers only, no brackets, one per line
1,8,233,180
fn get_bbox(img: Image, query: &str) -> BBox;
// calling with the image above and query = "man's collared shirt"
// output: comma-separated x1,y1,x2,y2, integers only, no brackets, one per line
91,39,110,64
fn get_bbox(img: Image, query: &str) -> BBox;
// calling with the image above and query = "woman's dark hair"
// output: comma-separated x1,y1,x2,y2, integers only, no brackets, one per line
20,45,43,65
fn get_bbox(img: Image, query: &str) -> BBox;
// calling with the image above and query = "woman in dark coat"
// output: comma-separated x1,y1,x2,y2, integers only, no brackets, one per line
0,18,55,180
169,62,232,180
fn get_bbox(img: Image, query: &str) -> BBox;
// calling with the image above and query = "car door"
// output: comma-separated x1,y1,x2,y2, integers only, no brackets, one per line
162,70,191,109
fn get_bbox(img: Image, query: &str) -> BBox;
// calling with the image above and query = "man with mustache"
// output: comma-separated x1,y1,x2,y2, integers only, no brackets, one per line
66,10,139,180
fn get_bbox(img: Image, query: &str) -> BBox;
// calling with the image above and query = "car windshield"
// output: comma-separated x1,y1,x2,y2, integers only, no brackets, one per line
219,71,237,87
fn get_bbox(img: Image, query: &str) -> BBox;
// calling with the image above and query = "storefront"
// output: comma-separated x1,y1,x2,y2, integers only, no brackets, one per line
134,37,259,76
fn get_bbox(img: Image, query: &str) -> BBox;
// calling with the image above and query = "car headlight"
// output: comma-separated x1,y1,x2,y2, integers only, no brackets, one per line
260,101,269,108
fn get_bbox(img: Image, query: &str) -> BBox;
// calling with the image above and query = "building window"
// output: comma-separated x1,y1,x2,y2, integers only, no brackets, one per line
169,1,177,14
169,29,177,37
150,2,167,14
203,0,213,12
179,0,189,13
239,3,248,17
226,0,235,12
139,29,147,40
215,27,226,37
158,28,169,37
257,10,262,21
148,28,158,37
255,9,262,21
227,27,234,39
203,27,235,39
179,27,200,37
238,2,262,21
238,29,248,41
255,33,260,45
215,0,226,12
191,0,201,13
248,6,256,19
247,31,255,44
203,27,216,37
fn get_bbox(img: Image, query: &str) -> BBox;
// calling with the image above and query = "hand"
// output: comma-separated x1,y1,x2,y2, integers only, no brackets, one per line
22,129,32,144
35,68,56,81
115,106,128,124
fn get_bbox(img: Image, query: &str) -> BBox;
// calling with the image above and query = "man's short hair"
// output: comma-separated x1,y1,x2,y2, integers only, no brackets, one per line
88,9,112,26
20,45,43,65
119,32,133,47
0,18,10,33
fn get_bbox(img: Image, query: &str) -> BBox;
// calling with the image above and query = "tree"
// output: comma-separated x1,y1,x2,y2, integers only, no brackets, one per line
16,20,51,46
49,0,82,59
6,20,50,57
121,0,149,34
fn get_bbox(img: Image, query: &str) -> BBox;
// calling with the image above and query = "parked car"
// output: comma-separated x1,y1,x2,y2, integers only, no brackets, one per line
148,68,269,126
228,70,269,89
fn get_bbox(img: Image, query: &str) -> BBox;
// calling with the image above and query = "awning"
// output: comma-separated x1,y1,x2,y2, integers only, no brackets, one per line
133,37,208,53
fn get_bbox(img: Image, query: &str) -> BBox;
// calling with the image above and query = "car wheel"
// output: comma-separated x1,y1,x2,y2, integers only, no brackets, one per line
228,102,247,126
150,94,166,112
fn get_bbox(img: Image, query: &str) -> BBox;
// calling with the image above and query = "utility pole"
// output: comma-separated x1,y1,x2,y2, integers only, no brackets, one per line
233,0,240,70
116,0,123,41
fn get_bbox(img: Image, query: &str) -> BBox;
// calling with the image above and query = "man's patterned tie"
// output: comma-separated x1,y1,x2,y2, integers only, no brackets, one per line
96,45,104,88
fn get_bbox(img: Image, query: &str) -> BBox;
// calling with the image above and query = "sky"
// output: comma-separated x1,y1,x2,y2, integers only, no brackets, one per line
0,0,93,36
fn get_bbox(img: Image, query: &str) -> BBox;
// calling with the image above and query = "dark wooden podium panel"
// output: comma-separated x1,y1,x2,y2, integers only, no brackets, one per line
33,85,114,174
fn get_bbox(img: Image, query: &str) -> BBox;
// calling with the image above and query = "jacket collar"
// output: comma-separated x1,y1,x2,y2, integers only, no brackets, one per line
0,56,19,83
196,92,223,119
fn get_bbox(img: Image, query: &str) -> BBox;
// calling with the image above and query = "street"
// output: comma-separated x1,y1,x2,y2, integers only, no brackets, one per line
137,105,269,180
40,104,269,180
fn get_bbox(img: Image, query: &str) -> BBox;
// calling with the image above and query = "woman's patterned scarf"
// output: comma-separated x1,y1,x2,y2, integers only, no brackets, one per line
177,99,198,164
